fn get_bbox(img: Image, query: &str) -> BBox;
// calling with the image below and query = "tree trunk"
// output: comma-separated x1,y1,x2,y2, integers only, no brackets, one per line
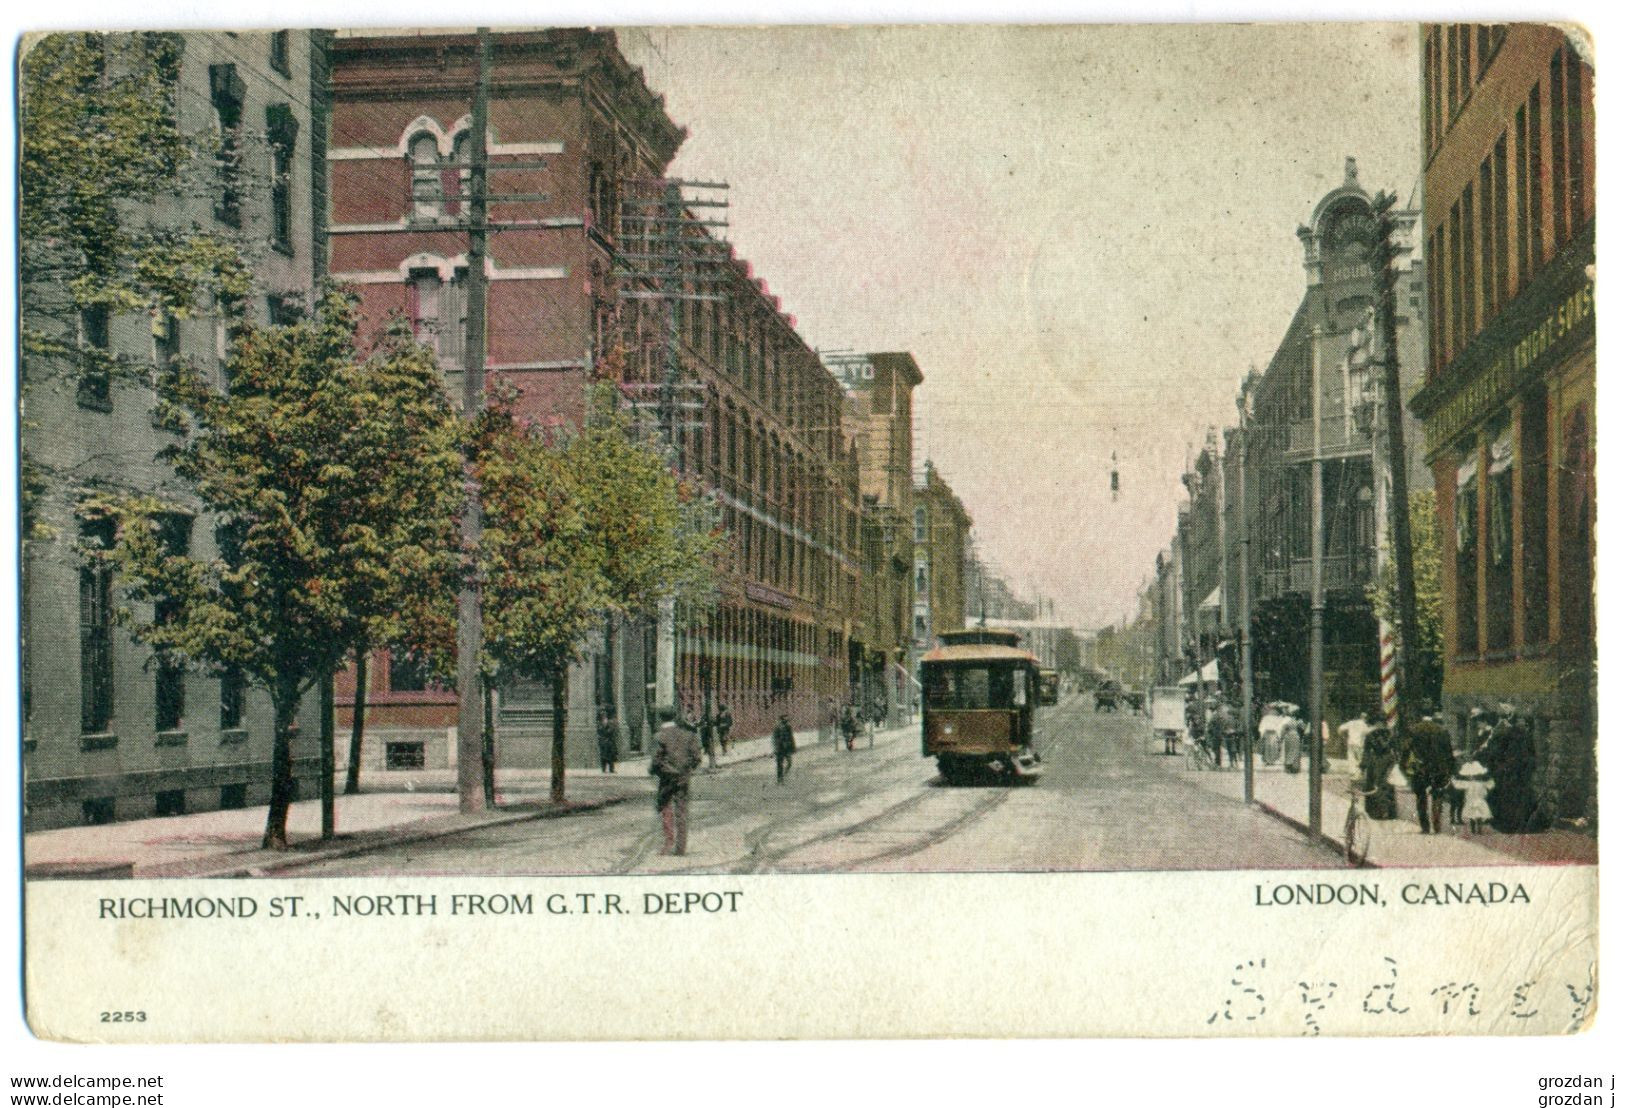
344,647,368,795
319,670,335,840
262,685,298,850
482,673,497,807
550,658,568,803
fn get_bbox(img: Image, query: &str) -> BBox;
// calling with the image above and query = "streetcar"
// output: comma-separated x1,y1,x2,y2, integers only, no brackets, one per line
1038,669,1061,706
920,628,1044,784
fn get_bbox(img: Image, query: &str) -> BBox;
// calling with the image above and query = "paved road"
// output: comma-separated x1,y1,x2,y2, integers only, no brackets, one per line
298,696,1343,876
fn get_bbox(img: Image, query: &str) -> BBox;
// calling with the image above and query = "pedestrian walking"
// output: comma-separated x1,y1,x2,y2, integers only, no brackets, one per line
648,707,703,856
1454,759,1493,834
596,708,620,774
699,703,718,772
1185,692,1207,766
716,702,734,755
840,703,859,751
773,713,796,783
1401,715,1455,834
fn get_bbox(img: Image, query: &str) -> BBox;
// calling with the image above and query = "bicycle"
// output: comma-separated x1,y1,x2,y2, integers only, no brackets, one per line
1343,780,1379,867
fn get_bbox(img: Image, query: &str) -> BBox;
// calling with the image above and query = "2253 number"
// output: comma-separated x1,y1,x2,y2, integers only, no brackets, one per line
100,1011,147,1023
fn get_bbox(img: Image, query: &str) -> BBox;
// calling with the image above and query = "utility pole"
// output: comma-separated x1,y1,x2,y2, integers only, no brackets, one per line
1237,378,1255,806
1372,191,1420,736
454,28,491,813
614,176,728,720
1308,324,1325,835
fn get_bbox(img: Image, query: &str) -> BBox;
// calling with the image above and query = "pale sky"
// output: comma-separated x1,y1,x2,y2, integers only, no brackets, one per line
618,24,1421,629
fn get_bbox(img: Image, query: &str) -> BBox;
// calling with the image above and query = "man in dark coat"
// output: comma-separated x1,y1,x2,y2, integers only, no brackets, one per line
1482,708,1542,832
772,713,796,783
1401,716,1455,833
649,707,703,855
596,708,620,774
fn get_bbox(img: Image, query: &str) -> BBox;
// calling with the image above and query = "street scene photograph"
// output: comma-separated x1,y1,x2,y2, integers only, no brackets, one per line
19,23,1597,886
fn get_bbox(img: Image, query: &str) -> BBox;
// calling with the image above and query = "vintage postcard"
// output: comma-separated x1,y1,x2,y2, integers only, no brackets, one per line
17,22,1598,1042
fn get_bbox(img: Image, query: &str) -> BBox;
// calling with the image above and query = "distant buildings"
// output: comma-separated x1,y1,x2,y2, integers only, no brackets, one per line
911,461,973,659
1409,24,1594,824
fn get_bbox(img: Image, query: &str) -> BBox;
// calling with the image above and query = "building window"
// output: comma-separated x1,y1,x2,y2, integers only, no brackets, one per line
209,64,245,227
388,647,436,693
268,30,290,77
1461,182,1477,340
407,268,466,368
1549,51,1569,249
77,304,112,410
1485,422,1514,651
386,741,427,770
1521,387,1549,647
219,782,248,810
266,104,299,255
1445,25,1460,117
1454,448,1480,656
79,516,116,734
1551,45,1585,249
1448,201,1463,361
154,514,192,732
82,797,116,826
410,133,441,221
1526,84,1545,273
155,788,187,817
220,668,245,731
1492,133,1509,311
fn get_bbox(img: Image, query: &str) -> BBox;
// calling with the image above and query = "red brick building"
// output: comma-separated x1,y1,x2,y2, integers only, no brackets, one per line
1410,24,1594,825
325,30,859,768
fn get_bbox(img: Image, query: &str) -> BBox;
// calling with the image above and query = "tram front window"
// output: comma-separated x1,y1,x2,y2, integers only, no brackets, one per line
925,666,1018,709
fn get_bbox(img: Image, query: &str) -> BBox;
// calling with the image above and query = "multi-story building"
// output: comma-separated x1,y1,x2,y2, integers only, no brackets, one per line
326,29,858,765
1155,159,1429,748
831,351,921,723
1408,24,1594,824
910,461,972,652
22,31,328,829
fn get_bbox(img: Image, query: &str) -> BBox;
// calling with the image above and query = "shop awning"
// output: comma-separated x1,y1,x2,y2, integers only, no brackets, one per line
1178,658,1220,686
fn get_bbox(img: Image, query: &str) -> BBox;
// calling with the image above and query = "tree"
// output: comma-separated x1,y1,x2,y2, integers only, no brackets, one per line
1371,487,1445,711
473,381,722,803
85,288,464,848
21,33,248,401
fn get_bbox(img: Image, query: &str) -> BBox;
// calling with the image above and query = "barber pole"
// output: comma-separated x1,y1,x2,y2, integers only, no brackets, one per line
1379,620,1399,728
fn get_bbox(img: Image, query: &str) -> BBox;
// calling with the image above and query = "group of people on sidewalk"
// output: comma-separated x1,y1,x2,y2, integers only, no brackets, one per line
1358,705,1540,835
1181,685,1545,838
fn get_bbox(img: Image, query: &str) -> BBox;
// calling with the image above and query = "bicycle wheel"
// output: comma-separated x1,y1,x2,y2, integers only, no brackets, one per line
1344,805,1370,866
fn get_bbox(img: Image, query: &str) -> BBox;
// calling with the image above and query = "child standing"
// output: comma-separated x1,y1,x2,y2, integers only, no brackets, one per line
1454,760,1493,834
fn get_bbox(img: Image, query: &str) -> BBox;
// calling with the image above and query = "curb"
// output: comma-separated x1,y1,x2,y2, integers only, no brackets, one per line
135,794,636,879
1252,799,1381,868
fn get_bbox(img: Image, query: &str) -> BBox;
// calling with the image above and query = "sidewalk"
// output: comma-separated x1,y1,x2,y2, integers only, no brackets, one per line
1168,740,1597,867
24,720,908,880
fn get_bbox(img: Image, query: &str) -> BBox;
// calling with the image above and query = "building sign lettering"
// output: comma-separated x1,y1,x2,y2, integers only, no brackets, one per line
1423,278,1594,454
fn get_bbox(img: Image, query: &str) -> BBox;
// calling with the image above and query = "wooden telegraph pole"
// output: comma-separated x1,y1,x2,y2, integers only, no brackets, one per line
455,29,491,813
1371,191,1420,735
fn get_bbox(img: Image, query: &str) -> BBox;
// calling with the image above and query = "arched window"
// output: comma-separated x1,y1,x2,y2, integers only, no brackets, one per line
447,131,471,218
410,133,441,220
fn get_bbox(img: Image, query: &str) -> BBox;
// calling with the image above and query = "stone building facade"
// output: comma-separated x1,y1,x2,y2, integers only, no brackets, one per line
22,31,328,829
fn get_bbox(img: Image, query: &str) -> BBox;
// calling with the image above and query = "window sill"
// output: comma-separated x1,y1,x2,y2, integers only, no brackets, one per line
219,728,248,745
80,732,119,752
155,729,189,747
